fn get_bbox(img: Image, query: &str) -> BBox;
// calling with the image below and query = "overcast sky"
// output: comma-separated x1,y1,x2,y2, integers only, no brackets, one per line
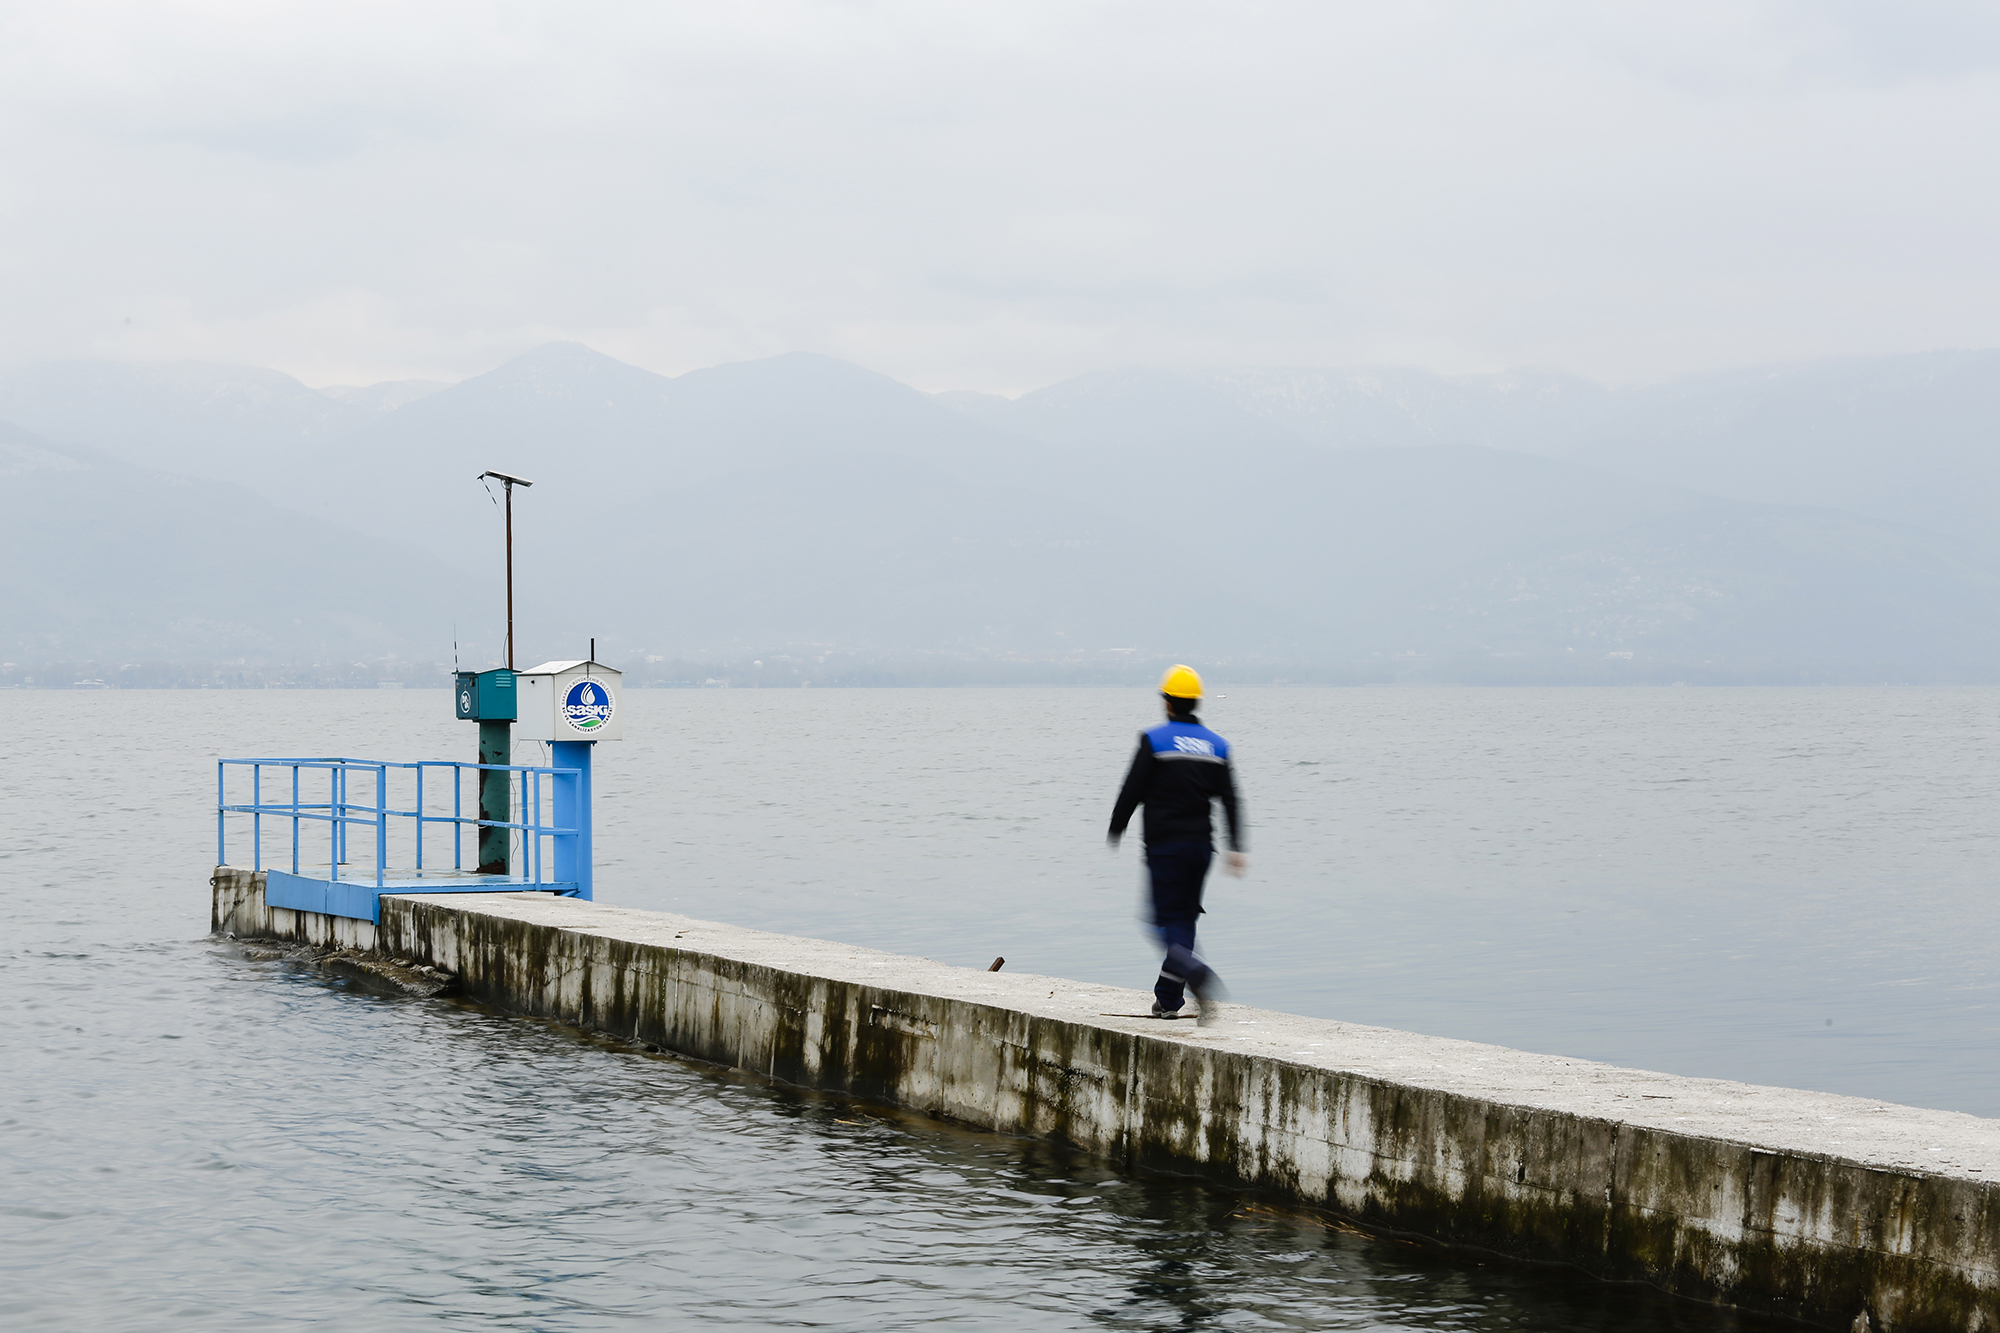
3,1,1998,392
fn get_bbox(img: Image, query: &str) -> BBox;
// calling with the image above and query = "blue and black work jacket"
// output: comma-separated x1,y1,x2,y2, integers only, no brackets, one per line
1108,718,1244,851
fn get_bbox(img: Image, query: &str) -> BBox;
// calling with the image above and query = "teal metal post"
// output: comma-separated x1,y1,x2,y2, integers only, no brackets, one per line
478,720,511,874
550,740,593,900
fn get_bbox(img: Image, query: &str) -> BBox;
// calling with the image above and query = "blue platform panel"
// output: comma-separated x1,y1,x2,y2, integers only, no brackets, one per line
264,869,581,924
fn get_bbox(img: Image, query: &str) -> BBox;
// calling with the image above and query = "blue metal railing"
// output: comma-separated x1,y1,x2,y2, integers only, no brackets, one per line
216,757,580,889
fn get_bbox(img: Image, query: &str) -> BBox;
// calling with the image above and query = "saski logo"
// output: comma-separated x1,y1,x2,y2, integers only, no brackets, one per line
563,679,613,732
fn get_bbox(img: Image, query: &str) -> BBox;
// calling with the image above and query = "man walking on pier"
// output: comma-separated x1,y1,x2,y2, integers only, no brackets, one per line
1107,665,1246,1026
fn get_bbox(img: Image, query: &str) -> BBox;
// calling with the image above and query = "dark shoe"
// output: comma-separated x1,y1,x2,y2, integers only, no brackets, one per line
1149,1001,1183,1019
1189,983,1220,1027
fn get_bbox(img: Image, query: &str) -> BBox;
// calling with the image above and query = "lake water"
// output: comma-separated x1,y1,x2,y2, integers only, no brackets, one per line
7,685,1994,1330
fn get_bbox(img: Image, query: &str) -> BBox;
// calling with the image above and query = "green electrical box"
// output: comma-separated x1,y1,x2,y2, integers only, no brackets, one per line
454,668,518,721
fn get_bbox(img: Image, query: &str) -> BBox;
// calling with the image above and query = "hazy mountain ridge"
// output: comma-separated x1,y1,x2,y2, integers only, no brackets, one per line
0,358,452,492
321,379,451,412
962,351,2000,552
1559,350,2000,550
1192,365,1618,454
0,423,454,661
8,343,2000,680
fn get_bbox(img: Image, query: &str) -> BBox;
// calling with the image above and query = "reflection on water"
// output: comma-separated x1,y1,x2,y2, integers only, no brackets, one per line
6,940,1789,1331
4,686,1985,1329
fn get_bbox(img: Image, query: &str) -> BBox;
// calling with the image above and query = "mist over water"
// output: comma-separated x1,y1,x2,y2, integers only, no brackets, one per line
4,685,1989,1329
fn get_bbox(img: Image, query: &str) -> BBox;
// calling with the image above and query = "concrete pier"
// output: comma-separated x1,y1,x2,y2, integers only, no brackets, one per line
213,866,2000,1331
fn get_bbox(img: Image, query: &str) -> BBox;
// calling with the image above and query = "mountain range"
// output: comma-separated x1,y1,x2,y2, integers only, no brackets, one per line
6,343,2000,683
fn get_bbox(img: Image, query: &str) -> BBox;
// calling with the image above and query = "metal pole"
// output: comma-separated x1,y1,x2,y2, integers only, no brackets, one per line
477,469,531,670
504,480,515,671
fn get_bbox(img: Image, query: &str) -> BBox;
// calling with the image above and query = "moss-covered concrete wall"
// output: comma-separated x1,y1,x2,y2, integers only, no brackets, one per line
212,870,2000,1332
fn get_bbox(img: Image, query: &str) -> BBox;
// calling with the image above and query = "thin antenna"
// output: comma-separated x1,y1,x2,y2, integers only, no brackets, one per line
453,627,459,673
590,637,595,665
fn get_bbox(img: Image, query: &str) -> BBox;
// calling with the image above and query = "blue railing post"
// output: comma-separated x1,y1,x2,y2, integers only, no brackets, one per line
531,769,543,883
375,763,387,888
290,764,301,873
528,764,544,888
329,765,340,883
415,765,426,871
216,762,226,867
252,764,262,870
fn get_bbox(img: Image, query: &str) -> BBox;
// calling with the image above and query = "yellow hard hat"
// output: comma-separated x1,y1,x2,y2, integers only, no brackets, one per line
1159,664,1204,700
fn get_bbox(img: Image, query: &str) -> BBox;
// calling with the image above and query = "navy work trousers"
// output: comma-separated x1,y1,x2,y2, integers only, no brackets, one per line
1145,840,1217,1012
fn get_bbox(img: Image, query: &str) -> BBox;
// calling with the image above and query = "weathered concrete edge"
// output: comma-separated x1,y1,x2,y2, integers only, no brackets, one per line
211,868,2000,1333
